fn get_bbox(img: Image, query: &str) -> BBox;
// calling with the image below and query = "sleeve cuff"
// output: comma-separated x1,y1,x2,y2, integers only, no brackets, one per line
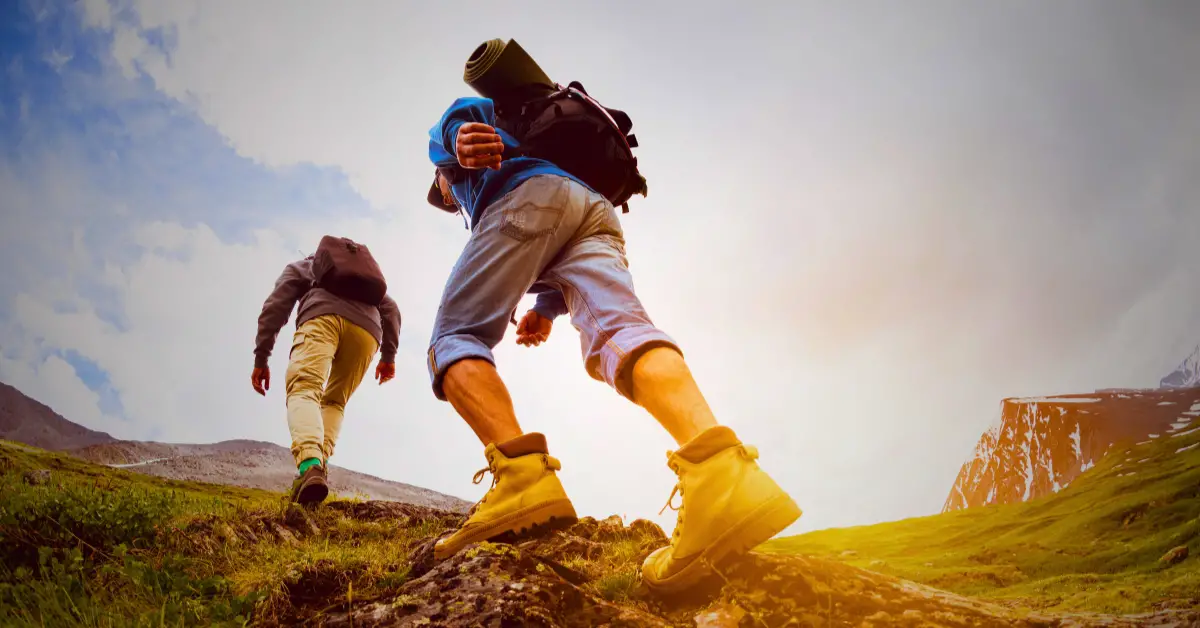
531,304,562,321
254,353,269,369
380,351,396,364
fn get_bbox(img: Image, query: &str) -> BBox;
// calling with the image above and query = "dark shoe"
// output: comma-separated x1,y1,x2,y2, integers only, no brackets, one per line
290,464,329,506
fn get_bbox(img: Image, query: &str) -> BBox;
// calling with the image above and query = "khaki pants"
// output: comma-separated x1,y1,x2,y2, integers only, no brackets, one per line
284,314,379,466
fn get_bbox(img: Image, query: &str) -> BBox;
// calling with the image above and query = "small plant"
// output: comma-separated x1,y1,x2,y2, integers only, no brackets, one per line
594,569,639,602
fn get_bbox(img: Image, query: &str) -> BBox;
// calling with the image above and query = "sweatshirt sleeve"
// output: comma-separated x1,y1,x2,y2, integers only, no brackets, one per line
532,289,569,321
378,294,401,363
428,97,497,167
253,260,311,369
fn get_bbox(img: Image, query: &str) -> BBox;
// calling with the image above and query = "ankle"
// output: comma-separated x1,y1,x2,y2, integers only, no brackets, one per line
298,457,322,476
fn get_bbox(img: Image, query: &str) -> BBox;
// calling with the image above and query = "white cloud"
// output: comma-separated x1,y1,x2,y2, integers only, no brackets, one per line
79,0,113,30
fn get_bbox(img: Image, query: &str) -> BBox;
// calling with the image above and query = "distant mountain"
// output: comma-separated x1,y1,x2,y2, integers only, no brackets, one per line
1161,344,1200,389
943,387,1200,512
0,380,470,512
69,439,470,511
0,381,117,450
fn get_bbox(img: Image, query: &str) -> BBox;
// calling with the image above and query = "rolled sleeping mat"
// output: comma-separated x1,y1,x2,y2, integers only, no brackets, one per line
463,38,555,106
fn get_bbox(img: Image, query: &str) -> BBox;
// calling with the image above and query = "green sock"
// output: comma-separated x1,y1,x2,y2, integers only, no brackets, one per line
298,457,322,476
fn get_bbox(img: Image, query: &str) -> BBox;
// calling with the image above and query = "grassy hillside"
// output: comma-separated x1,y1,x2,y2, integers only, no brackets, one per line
0,440,455,626
5,423,1199,626
762,423,1200,614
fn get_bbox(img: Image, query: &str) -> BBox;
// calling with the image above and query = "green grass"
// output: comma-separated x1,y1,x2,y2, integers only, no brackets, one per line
762,425,1200,614
0,440,450,626
5,421,1199,624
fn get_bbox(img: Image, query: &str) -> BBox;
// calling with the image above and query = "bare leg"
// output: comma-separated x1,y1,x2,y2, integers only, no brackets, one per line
630,346,720,446
442,358,524,447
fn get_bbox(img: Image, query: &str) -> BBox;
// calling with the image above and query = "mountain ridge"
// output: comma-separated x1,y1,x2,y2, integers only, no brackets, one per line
0,381,117,450
0,379,471,512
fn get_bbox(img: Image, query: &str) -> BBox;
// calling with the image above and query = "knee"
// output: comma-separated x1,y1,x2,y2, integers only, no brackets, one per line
442,357,496,396
627,343,687,388
320,397,347,412
285,362,324,394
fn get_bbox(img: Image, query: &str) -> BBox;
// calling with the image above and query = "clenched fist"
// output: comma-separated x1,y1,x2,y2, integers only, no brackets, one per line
456,122,505,170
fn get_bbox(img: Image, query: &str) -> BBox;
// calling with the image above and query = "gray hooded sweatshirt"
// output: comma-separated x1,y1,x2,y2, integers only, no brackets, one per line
254,256,401,368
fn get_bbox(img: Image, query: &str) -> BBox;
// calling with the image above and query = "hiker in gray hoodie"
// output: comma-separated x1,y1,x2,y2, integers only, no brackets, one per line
251,253,401,504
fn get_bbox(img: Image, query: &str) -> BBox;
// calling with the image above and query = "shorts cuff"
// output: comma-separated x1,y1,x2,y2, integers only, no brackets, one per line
428,334,497,401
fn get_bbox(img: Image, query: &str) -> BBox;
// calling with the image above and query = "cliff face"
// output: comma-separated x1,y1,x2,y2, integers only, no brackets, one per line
1161,344,1200,389
944,387,1200,512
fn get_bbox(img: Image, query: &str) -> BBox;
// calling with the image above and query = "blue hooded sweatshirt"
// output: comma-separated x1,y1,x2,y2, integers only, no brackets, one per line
428,96,592,227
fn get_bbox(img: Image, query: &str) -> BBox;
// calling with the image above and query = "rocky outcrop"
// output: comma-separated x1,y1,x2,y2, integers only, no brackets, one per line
210,503,1200,627
944,387,1200,512
1161,344,1200,389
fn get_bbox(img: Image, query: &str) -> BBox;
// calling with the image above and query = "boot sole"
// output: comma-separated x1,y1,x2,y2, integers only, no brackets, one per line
296,479,329,506
433,498,578,560
642,492,802,594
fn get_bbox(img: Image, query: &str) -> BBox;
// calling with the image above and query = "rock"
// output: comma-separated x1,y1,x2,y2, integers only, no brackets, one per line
323,539,670,627
1160,545,1189,565
629,518,668,543
870,559,886,567
840,550,858,558
271,522,300,547
22,469,50,485
693,602,746,627
600,514,624,527
324,499,464,527
283,504,322,536
542,535,605,561
216,523,241,546
592,514,628,541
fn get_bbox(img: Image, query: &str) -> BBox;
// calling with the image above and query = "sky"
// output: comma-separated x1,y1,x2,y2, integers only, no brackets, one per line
1,0,1199,536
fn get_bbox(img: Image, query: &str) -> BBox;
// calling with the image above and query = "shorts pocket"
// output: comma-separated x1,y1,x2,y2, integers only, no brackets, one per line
499,202,564,243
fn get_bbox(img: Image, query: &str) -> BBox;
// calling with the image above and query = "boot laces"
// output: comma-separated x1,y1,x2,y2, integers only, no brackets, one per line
465,463,499,516
659,457,686,541
465,453,562,515
657,445,759,541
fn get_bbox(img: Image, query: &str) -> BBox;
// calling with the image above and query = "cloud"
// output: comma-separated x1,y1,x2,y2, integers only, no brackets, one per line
2,0,1200,537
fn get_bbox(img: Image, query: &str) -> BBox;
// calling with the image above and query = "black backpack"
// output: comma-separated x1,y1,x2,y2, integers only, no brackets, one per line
311,235,388,306
495,81,648,213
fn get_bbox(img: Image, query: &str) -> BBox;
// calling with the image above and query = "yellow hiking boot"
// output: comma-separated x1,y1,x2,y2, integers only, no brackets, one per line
641,426,802,594
434,433,578,560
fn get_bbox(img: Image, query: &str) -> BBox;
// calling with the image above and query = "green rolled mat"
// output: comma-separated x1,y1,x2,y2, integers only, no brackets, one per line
463,38,555,106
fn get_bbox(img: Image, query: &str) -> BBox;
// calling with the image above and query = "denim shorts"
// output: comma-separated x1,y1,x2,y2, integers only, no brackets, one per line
427,174,681,402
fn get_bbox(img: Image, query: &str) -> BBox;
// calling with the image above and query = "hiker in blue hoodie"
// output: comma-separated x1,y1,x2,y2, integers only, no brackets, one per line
423,93,800,593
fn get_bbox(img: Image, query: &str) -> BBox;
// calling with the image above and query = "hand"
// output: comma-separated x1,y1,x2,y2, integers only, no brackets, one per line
515,310,552,347
375,361,395,385
251,367,270,396
456,122,504,170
